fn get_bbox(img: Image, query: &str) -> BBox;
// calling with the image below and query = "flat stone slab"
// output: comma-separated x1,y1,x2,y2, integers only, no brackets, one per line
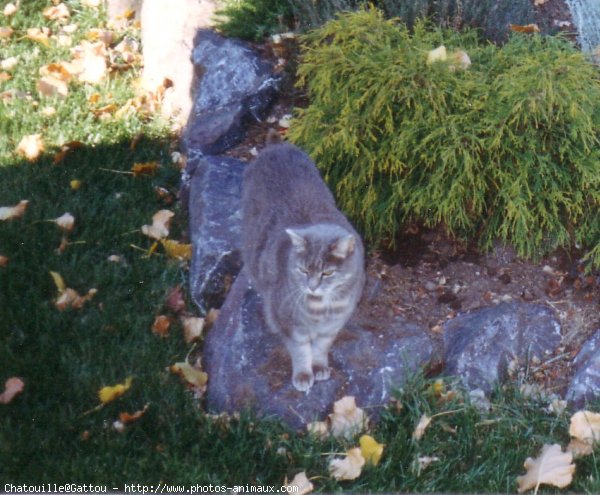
188,154,244,312
204,269,434,429
184,29,280,155
567,329,600,407
443,302,562,393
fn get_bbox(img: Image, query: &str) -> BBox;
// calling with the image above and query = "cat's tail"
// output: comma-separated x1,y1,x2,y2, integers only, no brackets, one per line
265,128,283,146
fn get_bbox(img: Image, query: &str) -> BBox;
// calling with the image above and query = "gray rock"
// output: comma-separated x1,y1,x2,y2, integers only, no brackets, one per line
567,329,600,407
443,302,562,392
184,29,280,155
204,269,434,429
188,154,244,312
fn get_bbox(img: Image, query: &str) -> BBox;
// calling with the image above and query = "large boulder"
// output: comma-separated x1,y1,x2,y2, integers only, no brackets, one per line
443,302,562,393
188,154,244,312
183,29,280,155
567,329,600,407
203,269,434,429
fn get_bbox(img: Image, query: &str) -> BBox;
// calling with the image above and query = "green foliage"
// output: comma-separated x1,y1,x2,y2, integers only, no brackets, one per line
213,0,294,41
289,8,600,267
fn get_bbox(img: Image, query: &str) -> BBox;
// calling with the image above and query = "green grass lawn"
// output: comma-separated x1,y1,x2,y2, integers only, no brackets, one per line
2,1,600,492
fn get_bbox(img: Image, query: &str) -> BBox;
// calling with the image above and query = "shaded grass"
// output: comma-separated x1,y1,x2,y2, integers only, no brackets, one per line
2,1,600,493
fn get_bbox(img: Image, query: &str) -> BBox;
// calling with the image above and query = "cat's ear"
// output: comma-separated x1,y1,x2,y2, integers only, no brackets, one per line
286,228,307,252
331,234,355,259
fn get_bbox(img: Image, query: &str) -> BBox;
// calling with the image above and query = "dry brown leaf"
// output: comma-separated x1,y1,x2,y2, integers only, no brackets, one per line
55,287,97,311
0,71,10,81
26,27,50,46
71,41,107,84
151,315,171,337
3,3,18,17
516,444,575,493
141,209,174,240
16,134,44,161
510,24,541,33
37,76,68,98
329,396,367,438
113,37,140,64
566,438,594,459
328,448,365,481
284,472,314,495
119,403,149,424
165,286,186,314
569,410,600,445
449,50,471,71
0,377,24,404
0,255,8,267
43,3,70,21
412,414,432,441
54,212,75,232
307,421,329,440
1,56,18,70
131,161,158,177
86,28,114,45
40,62,76,82
181,316,205,344
0,200,28,221
0,26,14,39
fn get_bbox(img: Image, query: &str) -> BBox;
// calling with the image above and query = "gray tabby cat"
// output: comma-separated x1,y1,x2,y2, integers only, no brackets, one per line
242,133,365,392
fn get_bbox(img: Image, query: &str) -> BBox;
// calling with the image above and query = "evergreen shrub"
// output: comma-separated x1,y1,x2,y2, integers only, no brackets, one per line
288,9,600,267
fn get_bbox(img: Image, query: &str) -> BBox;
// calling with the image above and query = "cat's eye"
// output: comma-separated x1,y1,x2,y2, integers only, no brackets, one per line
322,270,335,276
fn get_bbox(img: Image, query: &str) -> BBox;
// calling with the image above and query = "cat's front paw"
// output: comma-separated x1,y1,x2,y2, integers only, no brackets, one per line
293,371,314,392
313,364,331,381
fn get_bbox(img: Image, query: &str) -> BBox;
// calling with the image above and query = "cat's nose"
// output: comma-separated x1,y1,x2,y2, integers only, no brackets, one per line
307,275,321,292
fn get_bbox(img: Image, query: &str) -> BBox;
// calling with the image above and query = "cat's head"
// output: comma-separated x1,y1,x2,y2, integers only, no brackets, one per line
285,224,360,297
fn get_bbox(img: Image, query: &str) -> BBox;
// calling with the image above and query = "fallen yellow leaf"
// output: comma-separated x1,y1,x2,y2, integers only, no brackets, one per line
566,438,594,459
510,24,541,33
516,444,574,493
329,396,367,438
16,134,44,162
141,210,174,240
0,200,28,221
98,376,133,404
0,377,25,404
49,270,66,293
169,361,208,390
359,434,384,466
0,255,8,267
26,27,51,46
86,28,114,45
70,179,82,190
161,239,192,260
328,447,365,481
